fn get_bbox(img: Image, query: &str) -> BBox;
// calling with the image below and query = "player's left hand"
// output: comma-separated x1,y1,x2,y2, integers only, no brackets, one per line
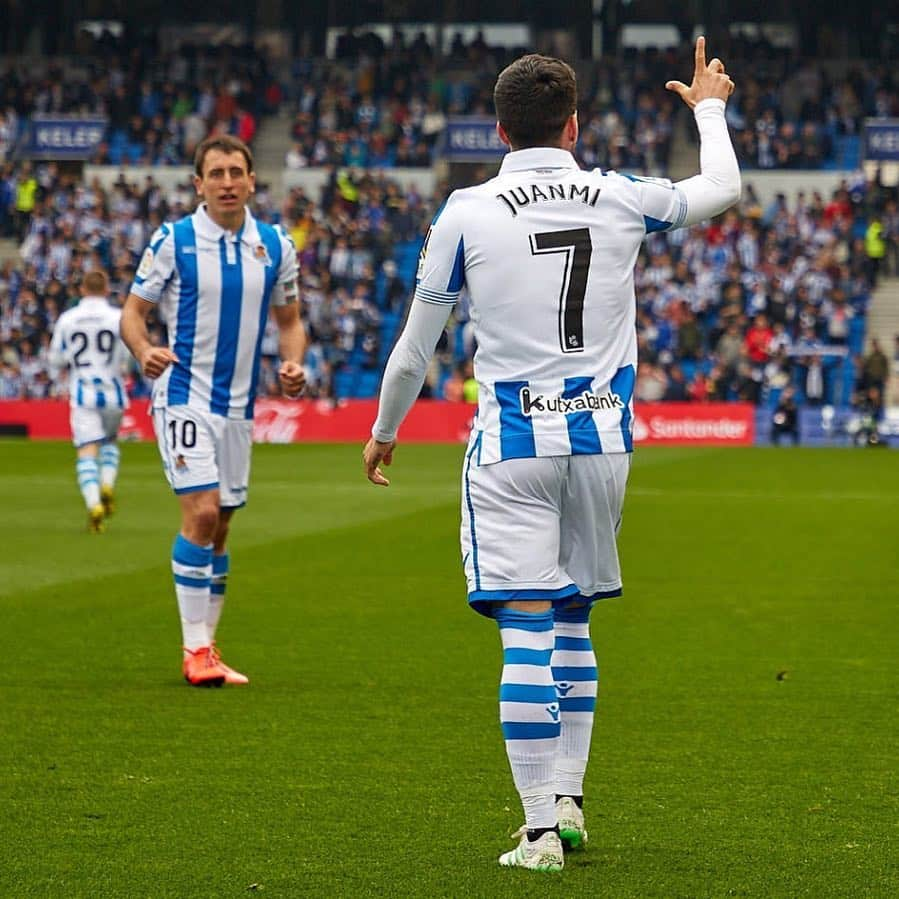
665,36,735,109
279,361,306,397
363,437,396,487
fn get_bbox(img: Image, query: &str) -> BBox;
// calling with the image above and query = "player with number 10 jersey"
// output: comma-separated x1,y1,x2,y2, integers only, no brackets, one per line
122,134,306,687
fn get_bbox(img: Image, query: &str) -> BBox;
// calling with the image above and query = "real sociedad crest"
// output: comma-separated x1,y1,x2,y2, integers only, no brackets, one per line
254,243,273,267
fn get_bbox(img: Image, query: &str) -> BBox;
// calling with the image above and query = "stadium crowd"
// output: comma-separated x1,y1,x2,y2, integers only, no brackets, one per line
5,31,899,175
284,33,899,174
6,162,895,413
2,30,899,411
0,162,432,402
429,177,897,413
720,52,898,169
2,154,898,410
625,177,896,410
0,35,278,169
284,35,675,173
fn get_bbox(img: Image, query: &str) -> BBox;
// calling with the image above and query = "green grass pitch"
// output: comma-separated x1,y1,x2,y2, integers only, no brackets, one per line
0,440,897,898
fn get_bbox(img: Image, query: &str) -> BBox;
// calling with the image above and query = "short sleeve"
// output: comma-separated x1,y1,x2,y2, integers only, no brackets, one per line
414,193,465,307
270,225,299,307
625,174,689,234
48,314,67,367
111,310,130,370
131,225,175,303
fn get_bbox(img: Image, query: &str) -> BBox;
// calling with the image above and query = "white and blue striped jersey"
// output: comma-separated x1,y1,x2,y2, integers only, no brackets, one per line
130,205,298,419
49,296,129,410
415,147,687,464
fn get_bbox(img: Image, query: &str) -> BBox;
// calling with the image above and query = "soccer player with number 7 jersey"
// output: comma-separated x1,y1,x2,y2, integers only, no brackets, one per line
122,135,306,688
364,38,740,871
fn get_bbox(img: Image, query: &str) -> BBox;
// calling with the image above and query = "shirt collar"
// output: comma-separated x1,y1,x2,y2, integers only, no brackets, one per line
79,295,107,304
498,147,580,175
193,203,259,245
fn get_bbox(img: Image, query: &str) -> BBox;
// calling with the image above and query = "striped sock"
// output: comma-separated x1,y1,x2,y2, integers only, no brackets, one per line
76,457,101,510
552,603,598,798
496,606,560,831
207,553,229,643
171,535,213,651
100,443,120,489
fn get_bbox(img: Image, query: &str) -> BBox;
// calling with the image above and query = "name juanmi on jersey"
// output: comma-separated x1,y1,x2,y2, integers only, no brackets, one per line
496,182,602,217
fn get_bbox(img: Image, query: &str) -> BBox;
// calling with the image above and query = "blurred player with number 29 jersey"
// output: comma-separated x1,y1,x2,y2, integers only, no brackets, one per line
364,39,740,872
49,269,129,533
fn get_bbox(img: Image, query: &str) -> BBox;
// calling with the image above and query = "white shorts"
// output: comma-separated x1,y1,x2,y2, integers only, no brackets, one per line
153,406,253,508
461,434,630,617
70,406,123,448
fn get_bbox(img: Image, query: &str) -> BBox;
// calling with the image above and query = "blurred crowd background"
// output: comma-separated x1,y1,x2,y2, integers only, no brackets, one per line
2,23,899,429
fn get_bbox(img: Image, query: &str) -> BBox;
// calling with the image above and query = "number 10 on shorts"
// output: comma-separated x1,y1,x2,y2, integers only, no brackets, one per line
168,418,198,450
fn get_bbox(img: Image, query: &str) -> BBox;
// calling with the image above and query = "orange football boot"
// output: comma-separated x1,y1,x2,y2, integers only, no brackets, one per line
182,646,226,687
210,643,249,685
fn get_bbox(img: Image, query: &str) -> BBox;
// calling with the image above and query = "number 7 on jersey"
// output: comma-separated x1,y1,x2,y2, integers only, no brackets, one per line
529,228,593,353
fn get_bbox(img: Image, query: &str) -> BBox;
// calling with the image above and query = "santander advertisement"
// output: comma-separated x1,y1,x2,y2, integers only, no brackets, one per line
1,399,754,446
632,402,754,445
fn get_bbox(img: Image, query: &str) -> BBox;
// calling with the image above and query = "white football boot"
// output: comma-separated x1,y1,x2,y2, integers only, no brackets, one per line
498,827,564,872
556,796,588,849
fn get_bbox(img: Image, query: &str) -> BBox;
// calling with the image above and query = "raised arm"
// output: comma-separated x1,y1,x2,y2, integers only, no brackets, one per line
666,36,741,225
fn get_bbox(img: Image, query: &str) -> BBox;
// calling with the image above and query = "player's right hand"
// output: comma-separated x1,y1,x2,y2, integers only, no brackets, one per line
665,36,735,109
363,437,396,487
140,347,179,379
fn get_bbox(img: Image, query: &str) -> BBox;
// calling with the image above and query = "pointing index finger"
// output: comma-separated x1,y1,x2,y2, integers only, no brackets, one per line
695,35,707,74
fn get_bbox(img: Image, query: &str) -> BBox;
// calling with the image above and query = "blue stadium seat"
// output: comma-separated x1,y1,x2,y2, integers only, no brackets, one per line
849,317,865,356
356,371,381,398
333,370,354,398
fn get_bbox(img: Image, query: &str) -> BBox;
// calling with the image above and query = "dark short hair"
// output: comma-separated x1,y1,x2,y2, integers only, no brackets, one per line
493,54,577,149
82,269,109,295
194,134,254,177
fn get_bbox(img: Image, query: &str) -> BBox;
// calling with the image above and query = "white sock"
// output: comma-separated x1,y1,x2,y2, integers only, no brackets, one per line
76,457,101,509
496,607,560,831
100,443,120,489
552,607,598,797
207,553,229,642
171,535,213,651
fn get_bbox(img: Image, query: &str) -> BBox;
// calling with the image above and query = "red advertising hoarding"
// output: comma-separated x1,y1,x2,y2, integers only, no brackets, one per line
632,403,755,445
0,399,754,446
0,399,476,444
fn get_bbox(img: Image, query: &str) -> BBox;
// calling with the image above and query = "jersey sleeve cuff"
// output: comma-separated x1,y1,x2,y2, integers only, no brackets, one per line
371,425,396,443
671,186,689,229
414,286,459,306
693,98,727,118
130,282,160,303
